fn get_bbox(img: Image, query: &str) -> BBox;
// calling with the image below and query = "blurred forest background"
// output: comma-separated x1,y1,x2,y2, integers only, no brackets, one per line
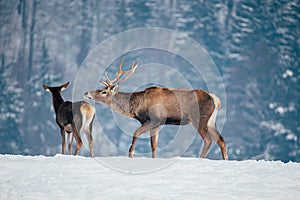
0,0,299,162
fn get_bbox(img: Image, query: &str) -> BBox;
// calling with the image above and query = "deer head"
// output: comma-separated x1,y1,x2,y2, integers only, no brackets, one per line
84,60,138,106
43,82,70,112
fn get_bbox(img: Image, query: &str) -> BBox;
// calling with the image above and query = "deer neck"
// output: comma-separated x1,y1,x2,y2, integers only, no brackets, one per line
51,92,65,114
111,92,133,118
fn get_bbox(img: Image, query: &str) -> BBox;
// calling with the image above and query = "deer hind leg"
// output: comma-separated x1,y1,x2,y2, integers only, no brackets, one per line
195,126,211,159
67,132,73,155
80,104,95,157
85,113,95,158
129,121,160,158
60,128,66,154
192,118,212,159
150,128,159,158
200,131,212,158
208,127,228,160
84,124,94,158
85,132,93,158
71,123,82,156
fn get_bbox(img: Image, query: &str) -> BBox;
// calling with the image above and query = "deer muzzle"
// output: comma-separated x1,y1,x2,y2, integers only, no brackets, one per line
84,92,94,100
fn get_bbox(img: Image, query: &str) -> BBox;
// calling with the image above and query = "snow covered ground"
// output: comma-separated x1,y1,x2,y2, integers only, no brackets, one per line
1,154,299,200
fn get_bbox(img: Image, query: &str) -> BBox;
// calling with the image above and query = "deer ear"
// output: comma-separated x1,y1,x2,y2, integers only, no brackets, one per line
60,82,70,91
43,85,50,92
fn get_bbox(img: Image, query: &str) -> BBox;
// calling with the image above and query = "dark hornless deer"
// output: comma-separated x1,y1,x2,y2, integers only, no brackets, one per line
43,82,95,157
85,61,228,160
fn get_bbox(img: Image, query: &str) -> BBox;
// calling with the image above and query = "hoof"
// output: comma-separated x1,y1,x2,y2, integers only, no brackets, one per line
129,152,134,158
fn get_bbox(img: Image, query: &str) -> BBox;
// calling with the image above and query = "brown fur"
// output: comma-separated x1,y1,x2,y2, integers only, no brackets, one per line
84,60,227,159
85,86,228,160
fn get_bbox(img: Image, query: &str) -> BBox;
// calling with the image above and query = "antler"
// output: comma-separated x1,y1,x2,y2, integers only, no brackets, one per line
100,60,138,87
116,61,138,84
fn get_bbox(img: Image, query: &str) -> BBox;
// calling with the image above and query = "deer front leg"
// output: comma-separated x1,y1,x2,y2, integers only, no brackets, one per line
67,132,73,155
150,128,159,158
129,122,159,158
60,129,66,154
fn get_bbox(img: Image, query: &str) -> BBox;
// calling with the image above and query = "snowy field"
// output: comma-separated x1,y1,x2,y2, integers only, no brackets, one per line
1,154,300,200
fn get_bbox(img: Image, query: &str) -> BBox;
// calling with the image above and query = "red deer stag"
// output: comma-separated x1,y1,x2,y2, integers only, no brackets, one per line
84,61,228,160
43,82,96,157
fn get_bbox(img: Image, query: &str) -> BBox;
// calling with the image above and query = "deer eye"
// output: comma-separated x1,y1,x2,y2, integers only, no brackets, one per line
101,91,107,95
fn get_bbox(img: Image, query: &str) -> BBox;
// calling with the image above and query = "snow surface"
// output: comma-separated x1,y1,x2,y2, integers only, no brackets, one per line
1,154,300,200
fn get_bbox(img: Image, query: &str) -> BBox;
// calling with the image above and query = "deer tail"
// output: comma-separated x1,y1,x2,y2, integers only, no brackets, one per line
210,93,221,110
208,93,221,128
